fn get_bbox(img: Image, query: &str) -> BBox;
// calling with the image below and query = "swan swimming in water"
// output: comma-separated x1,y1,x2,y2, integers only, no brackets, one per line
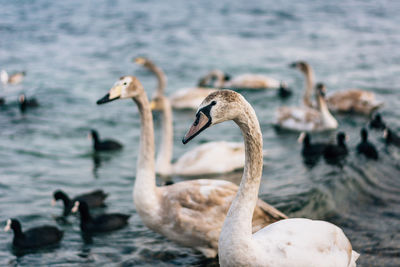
183,89,359,267
96,75,287,258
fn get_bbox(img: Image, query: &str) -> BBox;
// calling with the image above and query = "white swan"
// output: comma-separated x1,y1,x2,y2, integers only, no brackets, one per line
290,61,383,115
135,57,217,110
275,83,338,132
1,70,26,85
136,57,245,177
199,69,283,90
96,75,287,258
183,89,359,267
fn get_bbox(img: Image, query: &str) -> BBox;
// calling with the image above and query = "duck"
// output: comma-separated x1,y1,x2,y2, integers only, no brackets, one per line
383,128,400,147
1,70,26,85
369,113,386,130
275,83,338,132
290,61,383,115
52,189,108,217
323,132,348,165
96,75,287,258
88,129,123,151
4,218,63,249
137,57,245,176
182,89,359,267
356,128,378,160
298,132,328,167
71,201,130,233
134,57,217,110
18,94,39,112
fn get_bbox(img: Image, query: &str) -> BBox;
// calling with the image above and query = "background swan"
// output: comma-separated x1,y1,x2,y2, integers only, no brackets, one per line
136,57,246,176
1,70,26,85
183,89,359,267
135,57,217,110
96,76,287,258
275,83,338,132
199,68,285,90
290,61,383,115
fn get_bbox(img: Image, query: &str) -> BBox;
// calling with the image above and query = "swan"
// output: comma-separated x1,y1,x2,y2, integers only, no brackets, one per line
136,57,245,176
275,83,338,132
134,57,217,110
290,61,383,115
96,75,287,258
1,70,26,85
182,89,359,267
199,69,289,92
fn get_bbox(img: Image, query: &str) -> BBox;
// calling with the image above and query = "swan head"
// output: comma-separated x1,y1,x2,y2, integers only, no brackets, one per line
134,56,153,69
182,90,242,144
315,83,327,98
289,61,310,74
97,76,144,104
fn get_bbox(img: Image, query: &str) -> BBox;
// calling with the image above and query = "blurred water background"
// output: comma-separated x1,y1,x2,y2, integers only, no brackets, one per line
1,0,400,266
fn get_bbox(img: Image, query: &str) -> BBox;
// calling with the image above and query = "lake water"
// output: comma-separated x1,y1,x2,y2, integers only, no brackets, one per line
1,0,400,266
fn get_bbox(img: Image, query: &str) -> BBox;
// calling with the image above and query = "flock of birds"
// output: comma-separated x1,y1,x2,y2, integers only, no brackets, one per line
2,57,400,266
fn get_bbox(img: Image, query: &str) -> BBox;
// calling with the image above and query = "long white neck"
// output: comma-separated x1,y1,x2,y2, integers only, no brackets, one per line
316,94,338,129
132,93,160,218
302,67,314,108
219,97,264,264
156,96,174,176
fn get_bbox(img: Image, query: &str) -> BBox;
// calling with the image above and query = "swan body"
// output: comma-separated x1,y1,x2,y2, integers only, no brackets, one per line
137,57,245,176
183,89,358,266
275,83,338,132
291,61,382,115
225,74,281,90
169,87,217,110
96,76,287,257
1,70,26,85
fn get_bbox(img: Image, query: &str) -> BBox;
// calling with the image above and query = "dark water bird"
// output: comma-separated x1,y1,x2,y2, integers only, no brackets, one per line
18,94,39,112
369,113,386,130
323,132,348,165
72,201,130,233
52,189,108,217
356,128,378,160
0,97,5,105
89,129,123,151
298,132,327,167
277,82,292,98
383,128,400,147
4,219,63,249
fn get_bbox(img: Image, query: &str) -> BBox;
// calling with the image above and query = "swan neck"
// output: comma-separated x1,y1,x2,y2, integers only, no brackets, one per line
317,94,338,128
147,62,167,94
132,93,159,210
220,98,263,254
156,97,173,176
303,67,314,107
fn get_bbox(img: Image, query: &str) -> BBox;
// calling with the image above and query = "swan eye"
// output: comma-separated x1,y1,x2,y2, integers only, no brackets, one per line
123,82,127,85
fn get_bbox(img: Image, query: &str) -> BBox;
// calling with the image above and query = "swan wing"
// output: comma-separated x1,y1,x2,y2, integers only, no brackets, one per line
252,218,358,267
170,88,217,109
327,89,383,114
275,106,321,132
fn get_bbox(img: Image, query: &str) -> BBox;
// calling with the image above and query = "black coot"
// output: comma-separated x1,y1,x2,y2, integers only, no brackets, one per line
72,201,130,233
278,82,292,98
4,218,63,249
52,189,108,217
356,128,378,160
323,132,348,165
89,129,123,151
18,94,39,112
299,132,327,167
383,128,400,147
369,113,386,130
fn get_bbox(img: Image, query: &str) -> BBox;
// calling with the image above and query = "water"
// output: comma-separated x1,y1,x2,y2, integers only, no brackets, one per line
1,0,400,265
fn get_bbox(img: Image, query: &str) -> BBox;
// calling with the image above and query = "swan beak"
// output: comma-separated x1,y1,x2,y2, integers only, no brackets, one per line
97,85,122,105
297,132,306,143
51,199,57,206
150,100,156,111
71,201,80,213
134,57,146,65
4,219,11,232
182,111,211,144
